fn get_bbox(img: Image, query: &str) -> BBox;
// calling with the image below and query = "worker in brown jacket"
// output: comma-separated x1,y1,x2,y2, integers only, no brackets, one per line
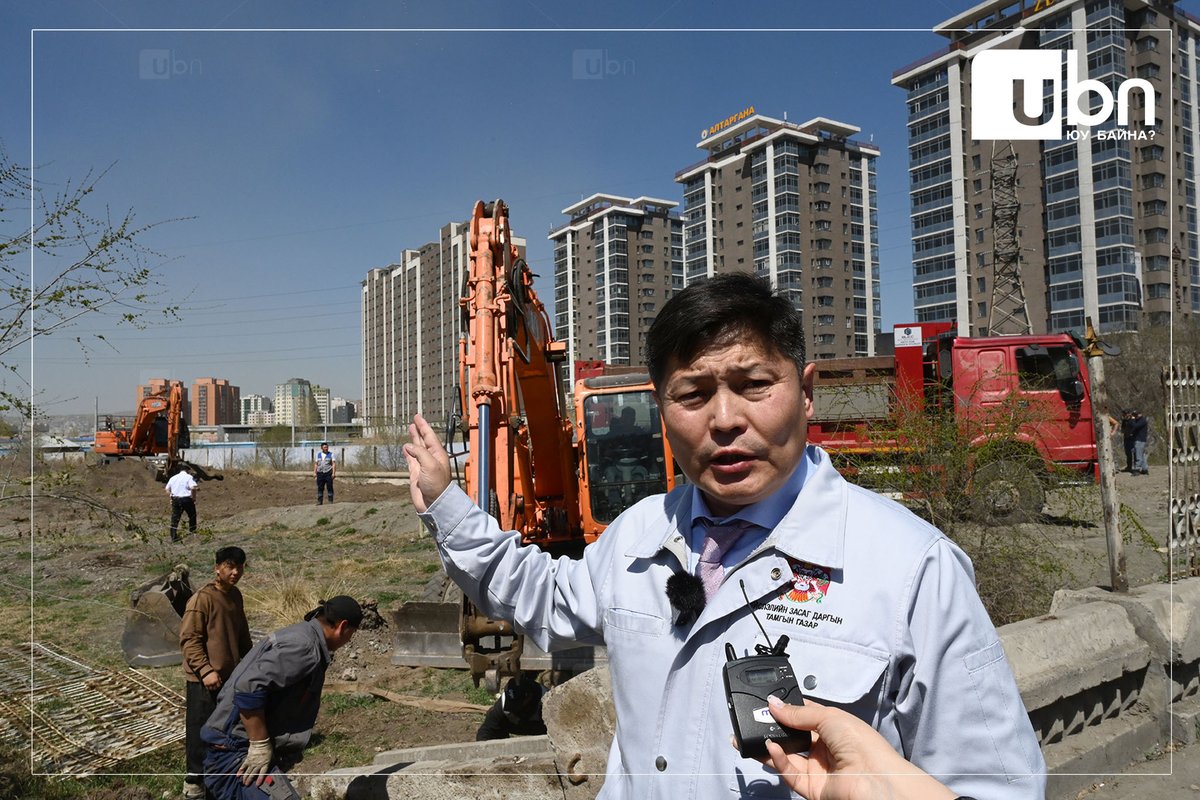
180,546,252,800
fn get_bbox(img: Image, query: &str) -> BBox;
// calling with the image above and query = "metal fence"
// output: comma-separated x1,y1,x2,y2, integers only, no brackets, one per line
1165,365,1200,576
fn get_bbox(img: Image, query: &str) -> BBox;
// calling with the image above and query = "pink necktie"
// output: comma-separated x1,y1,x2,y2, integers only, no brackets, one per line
698,519,751,601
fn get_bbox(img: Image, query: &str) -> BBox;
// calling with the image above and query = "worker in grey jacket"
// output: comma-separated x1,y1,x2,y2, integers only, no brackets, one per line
200,596,361,800
405,273,1045,799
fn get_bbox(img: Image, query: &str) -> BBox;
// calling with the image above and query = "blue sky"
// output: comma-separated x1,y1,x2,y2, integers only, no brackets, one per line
5,1,1156,416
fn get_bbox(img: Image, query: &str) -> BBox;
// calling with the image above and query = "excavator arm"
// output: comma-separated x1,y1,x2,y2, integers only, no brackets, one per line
459,200,579,545
392,199,672,690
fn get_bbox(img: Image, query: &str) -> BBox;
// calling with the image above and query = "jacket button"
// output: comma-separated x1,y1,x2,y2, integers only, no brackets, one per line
804,674,817,690
655,755,667,771
770,568,782,580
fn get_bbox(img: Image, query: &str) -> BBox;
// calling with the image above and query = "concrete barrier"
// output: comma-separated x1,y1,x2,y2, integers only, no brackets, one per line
305,577,1200,800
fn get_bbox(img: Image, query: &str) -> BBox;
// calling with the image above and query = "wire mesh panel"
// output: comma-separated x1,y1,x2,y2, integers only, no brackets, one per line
0,641,184,775
1166,365,1200,577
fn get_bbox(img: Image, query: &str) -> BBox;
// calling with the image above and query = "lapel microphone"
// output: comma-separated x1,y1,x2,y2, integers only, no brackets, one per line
666,571,706,627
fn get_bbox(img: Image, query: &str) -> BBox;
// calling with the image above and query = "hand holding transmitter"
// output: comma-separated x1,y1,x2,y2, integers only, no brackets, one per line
723,636,811,759
724,580,811,759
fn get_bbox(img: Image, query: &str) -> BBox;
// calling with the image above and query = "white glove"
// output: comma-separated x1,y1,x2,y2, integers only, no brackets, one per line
238,738,273,785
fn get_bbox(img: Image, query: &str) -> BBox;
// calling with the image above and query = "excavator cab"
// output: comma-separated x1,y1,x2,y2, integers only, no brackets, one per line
576,375,676,538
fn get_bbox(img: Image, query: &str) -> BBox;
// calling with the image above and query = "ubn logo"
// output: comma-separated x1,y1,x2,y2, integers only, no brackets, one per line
971,49,1155,140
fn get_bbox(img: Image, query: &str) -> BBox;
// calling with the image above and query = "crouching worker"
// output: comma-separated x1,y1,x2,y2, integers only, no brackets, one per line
200,596,362,800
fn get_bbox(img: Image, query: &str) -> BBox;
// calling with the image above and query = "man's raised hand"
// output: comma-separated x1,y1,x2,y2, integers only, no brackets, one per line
404,413,452,512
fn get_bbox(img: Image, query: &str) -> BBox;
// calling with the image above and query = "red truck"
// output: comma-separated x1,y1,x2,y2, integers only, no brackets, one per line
806,322,1097,521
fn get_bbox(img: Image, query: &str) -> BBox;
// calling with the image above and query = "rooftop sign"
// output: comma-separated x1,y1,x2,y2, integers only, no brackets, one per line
700,105,755,140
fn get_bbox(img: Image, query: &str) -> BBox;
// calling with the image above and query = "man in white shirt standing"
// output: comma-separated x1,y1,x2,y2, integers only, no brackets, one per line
166,464,199,542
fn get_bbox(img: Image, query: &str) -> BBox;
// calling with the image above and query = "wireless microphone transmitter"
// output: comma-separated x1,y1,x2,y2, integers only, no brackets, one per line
723,636,811,759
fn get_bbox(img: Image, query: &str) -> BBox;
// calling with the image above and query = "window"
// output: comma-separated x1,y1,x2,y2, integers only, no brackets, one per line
971,154,981,171
1016,347,1075,392
1143,199,1167,217
1141,145,1165,162
1142,172,1166,189
1143,227,1169,244
974,203,984,219
973,178,983,192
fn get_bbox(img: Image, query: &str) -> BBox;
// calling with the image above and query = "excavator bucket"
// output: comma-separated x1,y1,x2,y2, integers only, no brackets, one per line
120,564,193,667
152,458,223,483
390,601,467,668
390,574,608,689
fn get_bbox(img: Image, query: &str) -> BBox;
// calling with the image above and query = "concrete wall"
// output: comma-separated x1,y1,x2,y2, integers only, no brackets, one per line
310,577,1200,800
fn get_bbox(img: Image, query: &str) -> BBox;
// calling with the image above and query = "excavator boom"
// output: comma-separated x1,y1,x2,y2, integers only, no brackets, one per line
393,199,673,689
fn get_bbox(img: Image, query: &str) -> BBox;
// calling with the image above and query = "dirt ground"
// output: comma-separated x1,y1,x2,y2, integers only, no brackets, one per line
0,453,1176,790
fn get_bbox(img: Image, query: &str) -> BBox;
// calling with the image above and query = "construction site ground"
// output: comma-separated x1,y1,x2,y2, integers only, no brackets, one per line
0,453,1173,798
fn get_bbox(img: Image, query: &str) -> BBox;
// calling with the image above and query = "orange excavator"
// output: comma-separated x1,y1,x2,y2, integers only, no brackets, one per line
93,383,221,482
392,200,678,689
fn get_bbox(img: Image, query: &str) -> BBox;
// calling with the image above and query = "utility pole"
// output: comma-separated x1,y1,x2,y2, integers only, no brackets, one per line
1084,317,1126,593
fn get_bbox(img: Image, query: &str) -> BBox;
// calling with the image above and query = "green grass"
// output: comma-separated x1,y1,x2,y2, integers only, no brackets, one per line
364,507,379,516
316,517,330,526
322,693,380,714
415,668,495,706
373,590,404,606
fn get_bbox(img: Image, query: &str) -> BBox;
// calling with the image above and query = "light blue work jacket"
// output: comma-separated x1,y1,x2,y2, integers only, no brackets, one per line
420,445,1046,799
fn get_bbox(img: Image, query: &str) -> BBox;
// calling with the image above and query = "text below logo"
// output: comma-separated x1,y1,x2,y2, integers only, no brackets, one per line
971,49,1155,141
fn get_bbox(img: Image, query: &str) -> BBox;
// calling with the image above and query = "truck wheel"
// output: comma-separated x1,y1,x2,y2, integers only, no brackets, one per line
970,460,1045,523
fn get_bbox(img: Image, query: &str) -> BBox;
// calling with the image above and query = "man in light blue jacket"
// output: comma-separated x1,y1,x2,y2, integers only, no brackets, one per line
405,272,1045,799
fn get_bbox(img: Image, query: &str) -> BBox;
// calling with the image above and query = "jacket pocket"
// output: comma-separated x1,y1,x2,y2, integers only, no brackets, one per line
603,607,669,636
785,638,889,706
963,639,1039,779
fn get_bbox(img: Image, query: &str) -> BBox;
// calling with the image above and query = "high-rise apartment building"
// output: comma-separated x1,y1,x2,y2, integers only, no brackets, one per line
361,221,527,430
240,393,273,425
137,378,189,421
274,378,315,427
673,111,882,359
549,194,683,387
892,0,1198,334
313,386,330,425
191,377,240,426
